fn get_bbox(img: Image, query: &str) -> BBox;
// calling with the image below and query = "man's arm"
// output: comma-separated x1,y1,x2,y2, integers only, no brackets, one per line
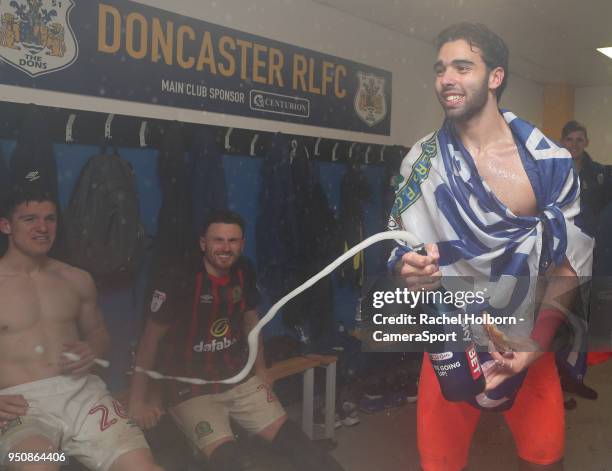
530,257,578,350
128,317,170,429
485,257,578,390
243,309,271,386
60,270,110,375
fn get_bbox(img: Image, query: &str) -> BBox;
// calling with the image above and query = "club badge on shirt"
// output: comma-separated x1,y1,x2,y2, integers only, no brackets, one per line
150,289,167,312
232,286,242,303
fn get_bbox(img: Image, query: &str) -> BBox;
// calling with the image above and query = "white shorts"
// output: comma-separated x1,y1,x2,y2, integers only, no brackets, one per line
0,375,149,471
170,376,287,451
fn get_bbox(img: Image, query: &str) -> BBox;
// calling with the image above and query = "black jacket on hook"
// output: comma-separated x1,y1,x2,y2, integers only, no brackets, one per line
287,144,339,341
338,164,371,288
9,105,58,198
190,127,228,234
256,133,300,303
150,123,197,289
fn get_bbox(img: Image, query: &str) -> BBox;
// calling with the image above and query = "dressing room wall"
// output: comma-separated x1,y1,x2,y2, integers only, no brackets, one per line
576,86,612,164
0,0,544,147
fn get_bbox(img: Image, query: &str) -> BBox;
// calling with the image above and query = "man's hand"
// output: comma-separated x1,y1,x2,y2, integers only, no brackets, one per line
398,243,442,291
129,400,164,430
483,349,543,392
0,394,28,428
60,341,96,375
257,368,274,389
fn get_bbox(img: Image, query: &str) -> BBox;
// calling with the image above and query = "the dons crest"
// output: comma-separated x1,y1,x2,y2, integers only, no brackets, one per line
354,72,387,127
0,0,77,77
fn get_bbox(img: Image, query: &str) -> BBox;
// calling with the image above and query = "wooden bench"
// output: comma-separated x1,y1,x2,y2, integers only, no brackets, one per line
268,354,338,440
117,354,338,441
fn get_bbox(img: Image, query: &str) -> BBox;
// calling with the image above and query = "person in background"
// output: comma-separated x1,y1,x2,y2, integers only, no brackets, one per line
559,121,612,408
560,120,611,234
129,209,345,471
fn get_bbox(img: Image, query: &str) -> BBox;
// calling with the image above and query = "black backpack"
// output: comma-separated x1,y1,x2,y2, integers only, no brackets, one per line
63,150,145,278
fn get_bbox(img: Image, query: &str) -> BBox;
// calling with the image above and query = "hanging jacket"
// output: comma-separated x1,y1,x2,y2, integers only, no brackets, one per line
9,105,58,198
338,164,371,288
256,134,300,302
286,144,339,341
190,127,228,234
150,123,197,288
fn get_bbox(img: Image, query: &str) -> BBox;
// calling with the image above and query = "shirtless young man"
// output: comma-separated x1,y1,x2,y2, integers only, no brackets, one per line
389,23,592,471
0,188,162,471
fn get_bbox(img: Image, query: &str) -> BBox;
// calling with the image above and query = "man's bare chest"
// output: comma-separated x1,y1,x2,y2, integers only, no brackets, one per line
473,148,537,217
0,274,80,332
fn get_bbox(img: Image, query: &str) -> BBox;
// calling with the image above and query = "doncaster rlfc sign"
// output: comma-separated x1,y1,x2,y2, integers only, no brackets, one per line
0,0,392,135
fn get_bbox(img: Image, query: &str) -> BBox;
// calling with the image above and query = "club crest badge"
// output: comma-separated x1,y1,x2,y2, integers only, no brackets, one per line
150,290,167,313
232,285,242,303
354,71,387,127
0,0,78,77
195,421,213,439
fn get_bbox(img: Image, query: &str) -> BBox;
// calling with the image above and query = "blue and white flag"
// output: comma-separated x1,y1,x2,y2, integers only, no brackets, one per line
388,111,594,341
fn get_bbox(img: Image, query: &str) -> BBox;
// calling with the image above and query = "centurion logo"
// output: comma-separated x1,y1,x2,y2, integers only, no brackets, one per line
249,89,310,118
0,0,78,77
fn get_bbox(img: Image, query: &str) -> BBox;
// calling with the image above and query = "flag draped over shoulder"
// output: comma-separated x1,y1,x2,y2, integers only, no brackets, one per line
388,111,594,340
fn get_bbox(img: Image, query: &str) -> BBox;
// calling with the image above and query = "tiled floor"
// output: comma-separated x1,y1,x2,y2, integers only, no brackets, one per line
327,359,612,470
240,359,612,470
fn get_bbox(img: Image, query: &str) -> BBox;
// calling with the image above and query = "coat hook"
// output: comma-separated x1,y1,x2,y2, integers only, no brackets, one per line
250,133,259,156
380,145,386,163
65,113,76,143
349,142,357,160
289,138,298,164
224,127,234,151
314,137,322,156
139,121,148,147
365,145,372,164
104,113,114,141
331,143,339,161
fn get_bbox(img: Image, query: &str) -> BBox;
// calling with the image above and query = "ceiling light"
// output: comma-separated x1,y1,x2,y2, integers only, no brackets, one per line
597,47,612,59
